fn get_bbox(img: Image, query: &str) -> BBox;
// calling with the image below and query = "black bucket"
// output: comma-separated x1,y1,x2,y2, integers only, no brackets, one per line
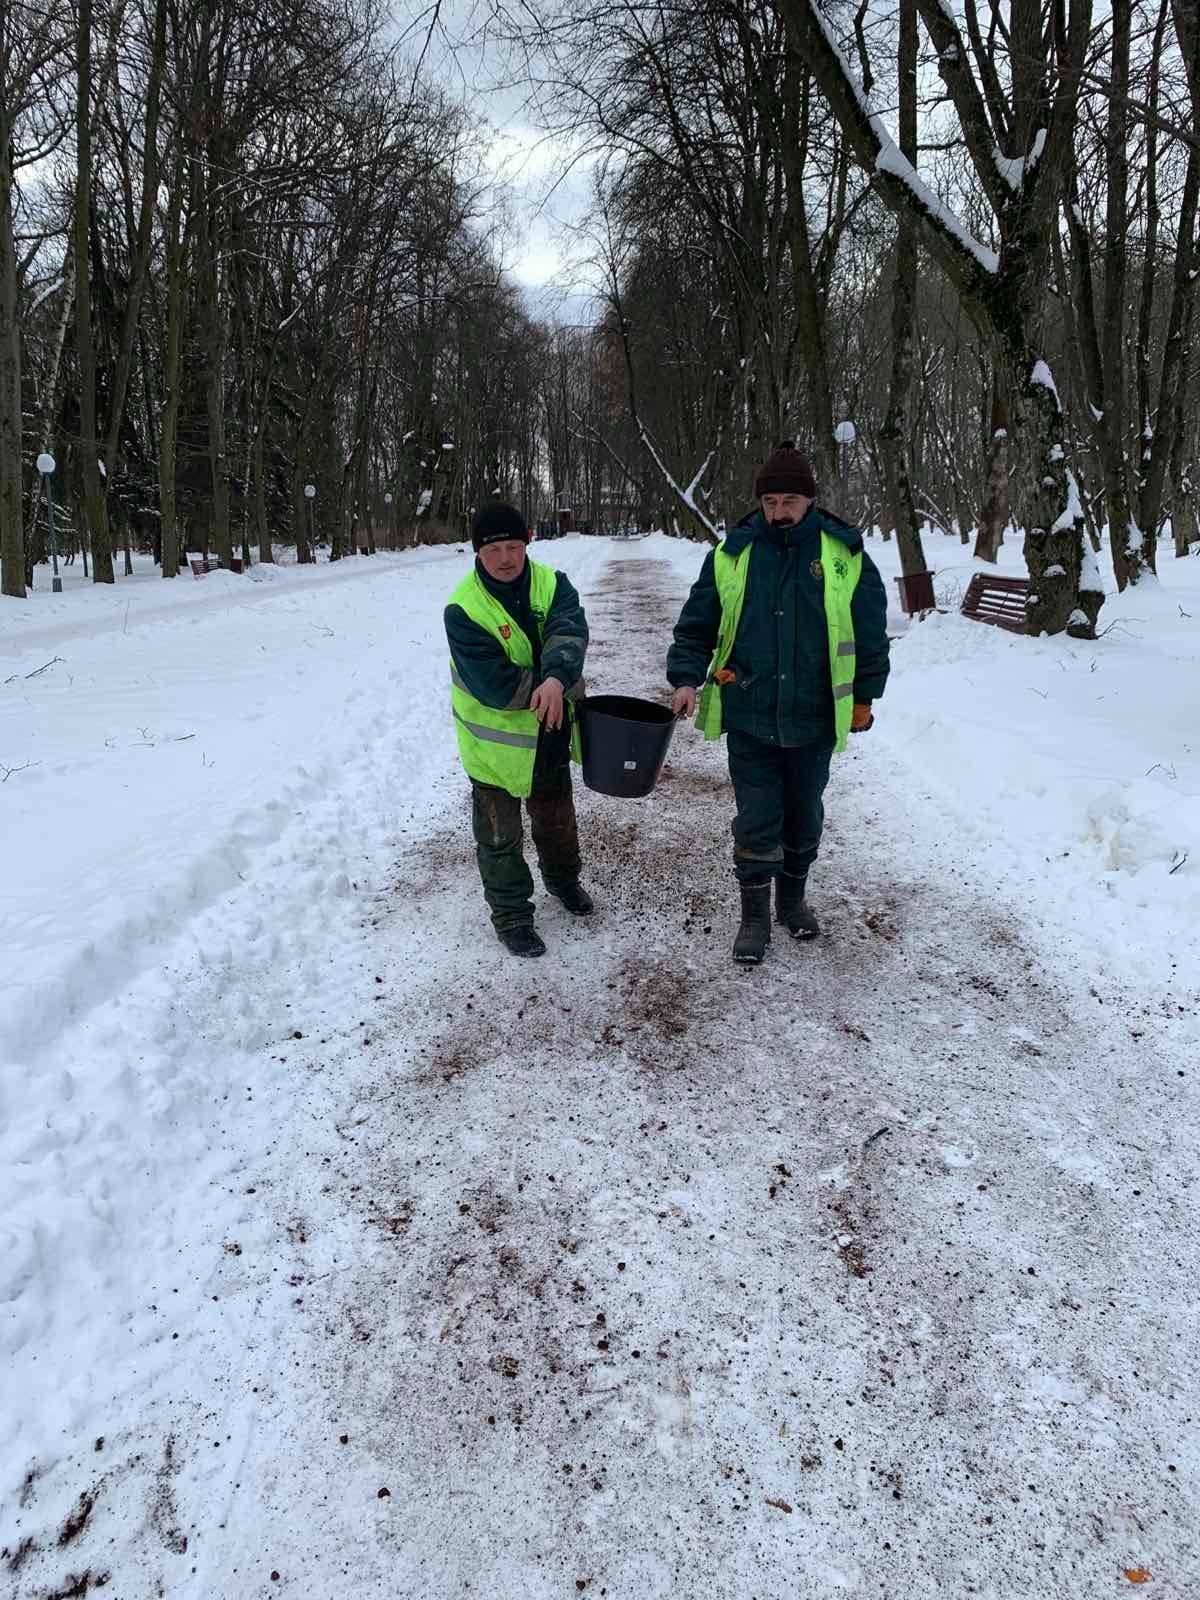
579,694,677,799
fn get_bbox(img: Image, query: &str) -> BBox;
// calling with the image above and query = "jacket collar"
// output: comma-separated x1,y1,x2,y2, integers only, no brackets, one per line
721,505,863,557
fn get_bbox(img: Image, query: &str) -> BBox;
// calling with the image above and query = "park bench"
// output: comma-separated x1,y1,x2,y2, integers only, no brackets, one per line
960,572,1029,633
189,556,244,576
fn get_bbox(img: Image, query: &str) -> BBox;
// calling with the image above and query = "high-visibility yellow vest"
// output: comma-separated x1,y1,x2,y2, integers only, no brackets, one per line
448,559,580,797
696,531,862,752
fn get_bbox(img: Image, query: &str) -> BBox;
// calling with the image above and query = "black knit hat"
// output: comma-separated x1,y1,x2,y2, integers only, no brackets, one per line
471,500,529,551
754,440,817,499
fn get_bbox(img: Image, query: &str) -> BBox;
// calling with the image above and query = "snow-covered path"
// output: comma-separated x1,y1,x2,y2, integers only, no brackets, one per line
3,540,1198,1599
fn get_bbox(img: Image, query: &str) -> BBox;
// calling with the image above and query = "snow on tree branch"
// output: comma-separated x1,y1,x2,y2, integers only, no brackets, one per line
790,1,1000,287
1030,360,1063,414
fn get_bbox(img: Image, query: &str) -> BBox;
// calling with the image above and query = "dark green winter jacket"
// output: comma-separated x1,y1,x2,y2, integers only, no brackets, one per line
666,506,890,747
444,559,588,710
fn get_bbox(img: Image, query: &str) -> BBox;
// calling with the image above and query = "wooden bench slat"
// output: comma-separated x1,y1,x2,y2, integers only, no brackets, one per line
961,572,1030,633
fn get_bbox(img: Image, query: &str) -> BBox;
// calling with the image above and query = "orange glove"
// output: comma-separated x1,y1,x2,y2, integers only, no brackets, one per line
850,703,874,733
713,667,737,686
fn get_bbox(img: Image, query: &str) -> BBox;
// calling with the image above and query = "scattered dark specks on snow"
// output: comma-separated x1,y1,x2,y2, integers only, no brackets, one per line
862,904,900,940
57,1490,96,1547
149,1435,189,1556
3,1535,38,1574
765,1497,794,1513
370,1199,414,1237
41,1572,111,1599
830,1195,873,1278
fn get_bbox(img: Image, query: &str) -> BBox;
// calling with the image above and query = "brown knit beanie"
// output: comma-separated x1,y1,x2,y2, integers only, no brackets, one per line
754,440,817,499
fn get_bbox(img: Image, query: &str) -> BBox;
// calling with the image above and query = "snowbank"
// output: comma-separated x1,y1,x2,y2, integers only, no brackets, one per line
866,529,1200,994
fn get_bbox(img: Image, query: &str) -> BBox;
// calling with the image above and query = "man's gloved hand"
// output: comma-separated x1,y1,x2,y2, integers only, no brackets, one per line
850,703,875,733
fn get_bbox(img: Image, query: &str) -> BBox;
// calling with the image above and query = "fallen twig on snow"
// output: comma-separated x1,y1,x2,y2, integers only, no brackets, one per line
1,760,41,782
4,656,65,685
1169,851,1188,876
864,1126,891,1148
25,656,64,679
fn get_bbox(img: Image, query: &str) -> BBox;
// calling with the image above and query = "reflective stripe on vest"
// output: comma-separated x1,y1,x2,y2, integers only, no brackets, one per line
448,558,580,797
696,531,862,753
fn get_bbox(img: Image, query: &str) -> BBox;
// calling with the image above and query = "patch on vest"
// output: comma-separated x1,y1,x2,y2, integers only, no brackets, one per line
499,624,512,639
832,556,849,579
810,559,823,580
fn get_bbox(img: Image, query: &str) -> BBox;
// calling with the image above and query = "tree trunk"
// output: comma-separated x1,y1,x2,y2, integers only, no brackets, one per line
0,117,24,598
1138,146,1200,548
1135,1,1172,518
1017,357,1101,639
292,468,313,565
205,197,233,568
159,162,187,579
1172,459,1197,557
974,380,1010,563
878,0,927,583
76,0,114,583
1101,0,1148,589
254,425,272,563
101,0,167,517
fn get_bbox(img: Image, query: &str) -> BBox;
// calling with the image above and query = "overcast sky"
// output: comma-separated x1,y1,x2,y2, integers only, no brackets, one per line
409,0,601,322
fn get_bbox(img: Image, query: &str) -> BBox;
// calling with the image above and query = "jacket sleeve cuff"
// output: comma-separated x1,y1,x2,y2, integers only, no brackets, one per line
853,677,886,703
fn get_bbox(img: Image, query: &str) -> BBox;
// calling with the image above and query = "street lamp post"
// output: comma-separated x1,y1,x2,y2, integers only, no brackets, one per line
36,453,62,593
304,482,316,560
833,420,856,513
384,491,393,550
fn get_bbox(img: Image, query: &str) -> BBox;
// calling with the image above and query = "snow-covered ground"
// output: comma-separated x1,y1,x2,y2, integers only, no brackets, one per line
1,531,1197,1597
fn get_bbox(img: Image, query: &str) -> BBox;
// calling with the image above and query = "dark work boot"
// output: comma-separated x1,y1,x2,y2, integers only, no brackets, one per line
776,873,820,939
497,924,547,958
549,881,594,916
732,882,772,965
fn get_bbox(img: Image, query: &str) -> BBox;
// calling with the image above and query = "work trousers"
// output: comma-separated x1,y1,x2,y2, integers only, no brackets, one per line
726,729,834,886
470,733,581,930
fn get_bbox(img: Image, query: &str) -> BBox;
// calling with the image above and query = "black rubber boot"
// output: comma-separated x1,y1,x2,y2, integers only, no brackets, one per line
776,873,820,939
732,882,772,965
497,924,547,958
549,881,595,916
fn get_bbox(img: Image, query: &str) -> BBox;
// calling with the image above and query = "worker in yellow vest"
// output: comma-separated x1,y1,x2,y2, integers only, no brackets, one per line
445,500,593,958
668,443,890,964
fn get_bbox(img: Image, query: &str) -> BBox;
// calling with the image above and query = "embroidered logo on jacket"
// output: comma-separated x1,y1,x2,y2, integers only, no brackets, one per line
499,625,512,640
810,559,824,580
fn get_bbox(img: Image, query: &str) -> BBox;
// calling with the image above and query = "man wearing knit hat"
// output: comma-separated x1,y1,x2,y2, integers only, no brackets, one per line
666,443,890,964
445,499,593,958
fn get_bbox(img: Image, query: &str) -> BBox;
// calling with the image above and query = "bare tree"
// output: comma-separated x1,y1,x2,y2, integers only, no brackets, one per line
781,0,1103,636
1,0,71,597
